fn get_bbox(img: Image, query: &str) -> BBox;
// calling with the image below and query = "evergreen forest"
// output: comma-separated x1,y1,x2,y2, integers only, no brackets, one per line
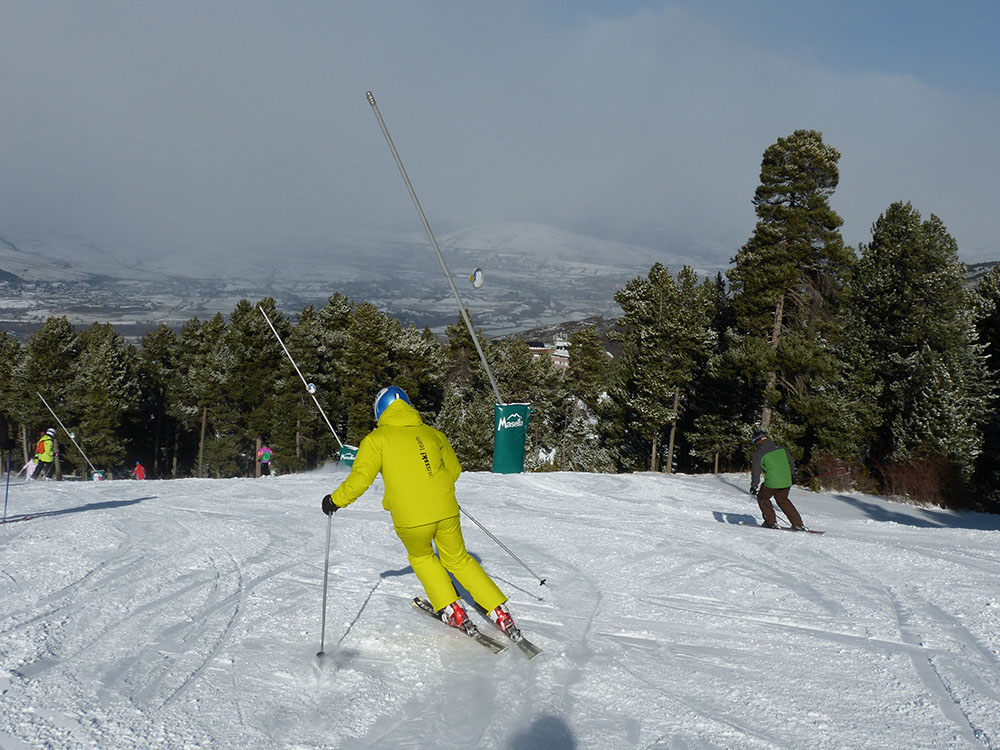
2,130,999,512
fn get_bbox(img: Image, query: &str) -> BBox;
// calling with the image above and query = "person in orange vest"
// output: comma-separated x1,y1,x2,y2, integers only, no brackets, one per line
321,386,519,638
31,428,56,480
131,462,146,480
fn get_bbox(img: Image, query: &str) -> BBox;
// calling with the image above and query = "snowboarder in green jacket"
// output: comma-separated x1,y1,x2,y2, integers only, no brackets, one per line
749,429,805,530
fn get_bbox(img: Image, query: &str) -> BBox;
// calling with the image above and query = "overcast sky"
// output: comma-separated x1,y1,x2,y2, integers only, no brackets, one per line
1,1,998,267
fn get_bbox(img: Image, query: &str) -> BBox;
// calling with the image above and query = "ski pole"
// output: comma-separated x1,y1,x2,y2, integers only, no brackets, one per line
258,306,344,449
366,91,505,406
459,505,547,586
316,511,334,658
2,450,11,525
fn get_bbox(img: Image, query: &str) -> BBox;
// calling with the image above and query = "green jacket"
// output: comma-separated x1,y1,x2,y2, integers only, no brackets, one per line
751,438,794,489
329,400,462,528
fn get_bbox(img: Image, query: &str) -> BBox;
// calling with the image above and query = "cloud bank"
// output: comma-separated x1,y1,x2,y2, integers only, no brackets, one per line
1,1,997,267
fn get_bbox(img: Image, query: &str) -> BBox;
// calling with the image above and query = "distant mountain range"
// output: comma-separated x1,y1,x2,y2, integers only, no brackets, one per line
1,224,994,342
0,223,719,338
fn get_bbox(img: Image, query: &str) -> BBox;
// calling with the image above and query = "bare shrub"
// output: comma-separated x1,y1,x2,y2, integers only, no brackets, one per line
873,454,963,508
804,455,879,494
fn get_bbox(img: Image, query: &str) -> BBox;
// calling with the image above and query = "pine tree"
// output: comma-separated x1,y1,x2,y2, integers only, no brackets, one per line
972,265,1000,510
686,273,748,472
167,314,227,477
139,325,180,477
209,299,288,476
727,129,854,460
435,381,495,470
12,317,80,477
844,202,989,497
553,326,614,472
435,317,511,470
339,302,400,445
0,333,25,462
565,326,610,414
312,293,356,460
489,337,561,471
606,263,716,472
70,323,142,473
276,304,332,471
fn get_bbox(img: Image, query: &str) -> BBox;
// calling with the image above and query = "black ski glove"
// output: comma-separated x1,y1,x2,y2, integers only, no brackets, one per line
749,485,758,495
321,494,339,516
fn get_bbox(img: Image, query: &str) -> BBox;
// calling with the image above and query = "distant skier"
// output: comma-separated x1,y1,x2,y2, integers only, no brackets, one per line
31,428,56,480
749,429,805,530
131,462,146,480
257,441,273,477
320,386,519,636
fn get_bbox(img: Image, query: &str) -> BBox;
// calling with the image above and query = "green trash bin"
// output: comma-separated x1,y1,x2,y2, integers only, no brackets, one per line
338,444,358,469
492,402,531,474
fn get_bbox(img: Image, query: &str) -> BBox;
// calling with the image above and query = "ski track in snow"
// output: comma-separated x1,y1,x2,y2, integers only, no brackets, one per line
1,471,1000,749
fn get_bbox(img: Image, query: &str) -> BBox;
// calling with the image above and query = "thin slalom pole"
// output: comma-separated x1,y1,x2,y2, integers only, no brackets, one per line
258,306,344,448
366,90,505,406
316,511,334,657
36,392,98,477
459,505,547,586
2,450,11,525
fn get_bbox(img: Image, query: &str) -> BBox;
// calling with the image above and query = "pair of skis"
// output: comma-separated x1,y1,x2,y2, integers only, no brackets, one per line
411,597,542,659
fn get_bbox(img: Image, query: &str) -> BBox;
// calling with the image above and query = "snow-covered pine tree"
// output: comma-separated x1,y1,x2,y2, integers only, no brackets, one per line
606,264,716,472
565,326,610,416
70,323,142,473
553,326,614,472
844,202,990,500
972,265,1000,510
435,317,498,470
727,130,853,461
489,337,560,471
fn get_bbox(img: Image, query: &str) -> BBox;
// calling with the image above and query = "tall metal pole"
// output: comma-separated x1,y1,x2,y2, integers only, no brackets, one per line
366,91,505,405
36,392,99,477
258,306,344,448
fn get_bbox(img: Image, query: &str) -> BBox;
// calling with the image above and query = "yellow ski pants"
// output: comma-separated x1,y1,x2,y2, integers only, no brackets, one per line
395,515,507,613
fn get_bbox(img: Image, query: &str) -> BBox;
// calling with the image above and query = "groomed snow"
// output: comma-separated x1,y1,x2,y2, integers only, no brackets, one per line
2,469,999,749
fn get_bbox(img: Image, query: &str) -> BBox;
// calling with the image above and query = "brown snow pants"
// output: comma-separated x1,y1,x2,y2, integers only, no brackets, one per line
757,486,804,528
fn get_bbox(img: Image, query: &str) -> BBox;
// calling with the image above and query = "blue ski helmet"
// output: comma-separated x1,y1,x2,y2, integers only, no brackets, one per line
373,386,411,421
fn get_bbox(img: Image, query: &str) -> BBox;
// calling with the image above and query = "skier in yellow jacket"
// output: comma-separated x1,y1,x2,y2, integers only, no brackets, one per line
321,386,517,635
31,428,56,480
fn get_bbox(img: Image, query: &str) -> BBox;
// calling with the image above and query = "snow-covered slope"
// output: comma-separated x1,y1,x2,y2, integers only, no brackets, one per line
2,471,999,749
439,223,710,275
0,229,150,283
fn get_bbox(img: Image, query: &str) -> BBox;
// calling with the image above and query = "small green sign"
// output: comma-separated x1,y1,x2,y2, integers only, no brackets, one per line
338,444,358,468
492,403,531,474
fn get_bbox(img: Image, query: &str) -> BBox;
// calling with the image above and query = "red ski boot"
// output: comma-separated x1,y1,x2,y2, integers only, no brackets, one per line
439,600,470,630
488,603,522,640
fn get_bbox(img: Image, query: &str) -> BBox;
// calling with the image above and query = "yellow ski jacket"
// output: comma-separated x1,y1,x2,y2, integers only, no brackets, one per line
329,399,462,528
35,434,54,463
